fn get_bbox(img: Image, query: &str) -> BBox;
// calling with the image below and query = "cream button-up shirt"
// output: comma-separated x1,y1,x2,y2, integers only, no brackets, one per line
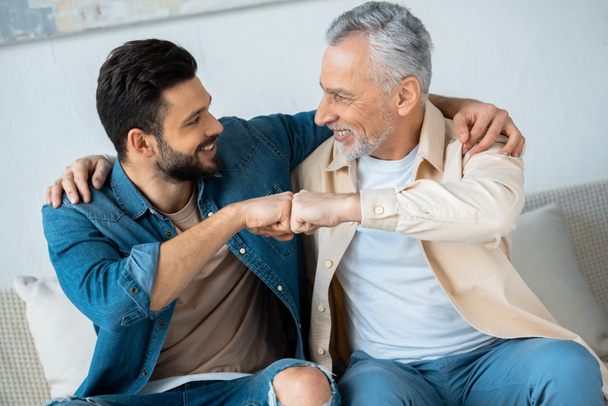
292,101,608,396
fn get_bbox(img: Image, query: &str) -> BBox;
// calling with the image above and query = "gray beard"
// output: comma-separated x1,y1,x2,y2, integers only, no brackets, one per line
336,120,395,160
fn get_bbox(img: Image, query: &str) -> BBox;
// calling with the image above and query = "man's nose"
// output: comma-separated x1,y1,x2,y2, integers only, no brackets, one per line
315,94,337,127
207,113,223,136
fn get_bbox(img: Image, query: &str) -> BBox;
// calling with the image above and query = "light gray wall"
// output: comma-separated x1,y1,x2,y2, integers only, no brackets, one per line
1,0,607,289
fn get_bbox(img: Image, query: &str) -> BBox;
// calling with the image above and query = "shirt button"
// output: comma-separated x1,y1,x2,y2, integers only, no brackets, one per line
158,323,165,329
239,248,246,254
165,231,173,238
374,206,384,215
324,260,333,268
142,370,148,376
277,285,283,292
317,347,326,355
130,287,138,294
208,212,214,217
317,304,325,312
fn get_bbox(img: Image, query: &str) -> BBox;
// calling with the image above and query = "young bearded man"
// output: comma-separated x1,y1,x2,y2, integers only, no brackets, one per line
42,39,337,406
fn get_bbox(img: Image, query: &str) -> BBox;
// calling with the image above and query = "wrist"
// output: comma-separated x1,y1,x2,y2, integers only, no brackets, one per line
344,193,362,223
99,154,116,166
211,203,247,234
429,95,472,120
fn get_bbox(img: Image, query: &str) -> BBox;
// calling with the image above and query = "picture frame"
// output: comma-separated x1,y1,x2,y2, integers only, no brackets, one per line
0,0,294,46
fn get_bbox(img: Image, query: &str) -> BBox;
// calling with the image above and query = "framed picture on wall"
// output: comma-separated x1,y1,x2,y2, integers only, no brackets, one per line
0,0,296,46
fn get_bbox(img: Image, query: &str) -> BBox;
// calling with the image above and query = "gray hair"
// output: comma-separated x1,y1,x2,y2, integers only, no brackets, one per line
326,1,433,98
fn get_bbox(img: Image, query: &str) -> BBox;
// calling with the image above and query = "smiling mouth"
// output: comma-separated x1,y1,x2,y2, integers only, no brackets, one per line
334,129,350,136
331,127,352,142
198,136,219,153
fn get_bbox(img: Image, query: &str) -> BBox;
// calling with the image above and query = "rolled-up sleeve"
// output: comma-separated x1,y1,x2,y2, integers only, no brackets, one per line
42,202,160,331
360,142,524,247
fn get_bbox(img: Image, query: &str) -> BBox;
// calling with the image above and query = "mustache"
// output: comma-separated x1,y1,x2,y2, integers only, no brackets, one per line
327,125,352,132
195,135,219,153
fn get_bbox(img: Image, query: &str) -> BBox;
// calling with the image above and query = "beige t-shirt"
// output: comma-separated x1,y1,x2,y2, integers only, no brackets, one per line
150,190,288,380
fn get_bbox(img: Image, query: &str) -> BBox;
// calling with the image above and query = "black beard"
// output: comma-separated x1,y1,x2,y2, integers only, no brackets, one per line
154,137,221,183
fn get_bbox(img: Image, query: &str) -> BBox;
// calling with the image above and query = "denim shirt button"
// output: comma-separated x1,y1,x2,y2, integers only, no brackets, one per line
165,231,173,238
239,248,246,255
130,287,138,294
158,323,165,329
142,370,148,376
277,285,283,292
207,212,214,217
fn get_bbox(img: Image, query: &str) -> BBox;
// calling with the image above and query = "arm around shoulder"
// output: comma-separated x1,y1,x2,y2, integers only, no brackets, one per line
360,138,525,245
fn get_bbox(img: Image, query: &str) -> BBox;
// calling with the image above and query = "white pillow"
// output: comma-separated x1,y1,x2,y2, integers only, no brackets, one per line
511,203,608,359
13,275,96,398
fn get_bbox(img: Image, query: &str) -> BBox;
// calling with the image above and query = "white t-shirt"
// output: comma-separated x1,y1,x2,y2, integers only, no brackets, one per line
336,146,496,363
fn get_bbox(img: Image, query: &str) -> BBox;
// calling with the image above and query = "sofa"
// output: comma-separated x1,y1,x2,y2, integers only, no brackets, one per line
1,177,607,406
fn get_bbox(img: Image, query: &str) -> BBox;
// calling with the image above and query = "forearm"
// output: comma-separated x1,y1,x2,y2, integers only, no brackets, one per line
151,203,244,311
330,193,362,224
428,94,474,120
151,192,293,311
360,141,524,245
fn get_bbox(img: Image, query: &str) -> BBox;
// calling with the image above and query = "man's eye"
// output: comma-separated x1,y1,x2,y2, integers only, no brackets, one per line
190,116,199,125
335,95,348,102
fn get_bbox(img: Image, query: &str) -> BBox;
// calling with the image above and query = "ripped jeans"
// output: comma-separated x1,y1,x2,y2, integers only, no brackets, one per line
46,359,340,406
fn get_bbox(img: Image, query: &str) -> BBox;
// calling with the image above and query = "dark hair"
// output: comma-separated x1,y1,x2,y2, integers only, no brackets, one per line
96,39,198,161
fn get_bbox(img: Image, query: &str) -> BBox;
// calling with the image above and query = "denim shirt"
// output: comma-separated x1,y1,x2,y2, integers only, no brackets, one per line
42,111,331,397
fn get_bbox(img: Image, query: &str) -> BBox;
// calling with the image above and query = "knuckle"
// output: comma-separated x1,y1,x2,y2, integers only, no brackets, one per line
496,109,509,121
61,178,74,189
73,174,85,184
483,103,497,115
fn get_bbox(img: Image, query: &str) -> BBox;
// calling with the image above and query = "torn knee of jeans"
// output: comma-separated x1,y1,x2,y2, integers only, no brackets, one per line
268,382,279,406
270,364,338,406
46,396,107,406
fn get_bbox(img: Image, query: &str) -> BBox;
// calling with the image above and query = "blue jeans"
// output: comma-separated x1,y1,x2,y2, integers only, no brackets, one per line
338,338,603,406
46,359,340,406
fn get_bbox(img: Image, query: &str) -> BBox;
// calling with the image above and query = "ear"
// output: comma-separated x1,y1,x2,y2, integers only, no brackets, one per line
127,129,155,158
395,76,421,117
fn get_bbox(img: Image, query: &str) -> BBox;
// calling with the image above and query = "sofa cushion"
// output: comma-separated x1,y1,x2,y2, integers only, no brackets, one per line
13,276,96,398
512,203,608,359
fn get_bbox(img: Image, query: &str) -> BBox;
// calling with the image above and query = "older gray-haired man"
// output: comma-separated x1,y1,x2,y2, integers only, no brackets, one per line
291,2,606,405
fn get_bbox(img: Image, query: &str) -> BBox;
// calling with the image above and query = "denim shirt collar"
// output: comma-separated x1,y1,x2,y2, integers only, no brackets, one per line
109,161,151,219
110,160,209,220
